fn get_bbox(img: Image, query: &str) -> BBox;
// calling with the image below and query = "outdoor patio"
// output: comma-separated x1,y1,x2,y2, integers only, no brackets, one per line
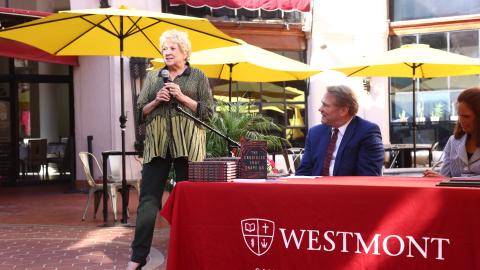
0,182,169,270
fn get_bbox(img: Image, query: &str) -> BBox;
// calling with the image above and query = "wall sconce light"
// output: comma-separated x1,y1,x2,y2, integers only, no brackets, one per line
362,77,371,94
100,0,110,8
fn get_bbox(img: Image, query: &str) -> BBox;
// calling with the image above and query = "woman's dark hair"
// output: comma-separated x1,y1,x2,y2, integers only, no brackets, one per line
454,87,480,146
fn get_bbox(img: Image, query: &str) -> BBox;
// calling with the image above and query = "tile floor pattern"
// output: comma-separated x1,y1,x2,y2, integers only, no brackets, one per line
0,183,169,270
0,224,168,270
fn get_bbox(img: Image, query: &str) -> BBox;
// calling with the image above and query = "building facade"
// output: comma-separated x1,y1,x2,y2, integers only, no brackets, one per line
1,0,479,184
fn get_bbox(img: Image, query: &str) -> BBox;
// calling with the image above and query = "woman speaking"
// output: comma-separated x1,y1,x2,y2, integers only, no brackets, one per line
127,29,214,269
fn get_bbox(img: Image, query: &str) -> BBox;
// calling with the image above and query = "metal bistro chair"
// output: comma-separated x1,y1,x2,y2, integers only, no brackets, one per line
46,139,70,176
282,147,304,174
387,144,400,169
412,141,440,168
108,155,141,195
26,139,48,177
79,152,125,221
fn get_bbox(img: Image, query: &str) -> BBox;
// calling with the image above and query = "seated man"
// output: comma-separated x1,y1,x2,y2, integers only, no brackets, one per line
296,85,384,176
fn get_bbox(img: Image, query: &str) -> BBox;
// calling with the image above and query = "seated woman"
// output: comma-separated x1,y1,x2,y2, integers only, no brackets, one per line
424,87,480,177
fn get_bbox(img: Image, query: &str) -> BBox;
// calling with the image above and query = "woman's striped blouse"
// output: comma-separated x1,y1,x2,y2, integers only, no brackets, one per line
136,66,213,164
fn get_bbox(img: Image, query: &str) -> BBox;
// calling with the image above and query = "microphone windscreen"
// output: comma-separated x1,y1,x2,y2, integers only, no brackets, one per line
160,69,170,83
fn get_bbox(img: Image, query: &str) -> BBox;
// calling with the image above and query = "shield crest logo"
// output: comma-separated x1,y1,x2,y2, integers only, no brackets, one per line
241,218,275,256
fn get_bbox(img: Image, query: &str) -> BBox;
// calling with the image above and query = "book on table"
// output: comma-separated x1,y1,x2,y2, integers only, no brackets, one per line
188,160,237,182
437,176,480,187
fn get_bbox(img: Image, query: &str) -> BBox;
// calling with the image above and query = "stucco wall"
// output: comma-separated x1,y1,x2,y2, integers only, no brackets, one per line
70,0,161,180
307,0,390,143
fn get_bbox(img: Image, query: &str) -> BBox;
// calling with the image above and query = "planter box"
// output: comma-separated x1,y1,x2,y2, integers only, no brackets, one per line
415,117,425,122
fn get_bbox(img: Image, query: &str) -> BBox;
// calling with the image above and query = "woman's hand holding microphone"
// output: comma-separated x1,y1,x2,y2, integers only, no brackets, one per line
165,82,183,103
155,86,172,105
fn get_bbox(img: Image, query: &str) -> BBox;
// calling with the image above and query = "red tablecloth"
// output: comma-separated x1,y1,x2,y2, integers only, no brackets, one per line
160,176,480,270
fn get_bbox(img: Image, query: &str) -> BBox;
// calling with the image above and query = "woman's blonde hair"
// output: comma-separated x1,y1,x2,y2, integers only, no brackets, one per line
159,29,191,61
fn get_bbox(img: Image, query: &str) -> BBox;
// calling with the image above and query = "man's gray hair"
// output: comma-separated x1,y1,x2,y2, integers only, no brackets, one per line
160,29,192,61
326,85,359,116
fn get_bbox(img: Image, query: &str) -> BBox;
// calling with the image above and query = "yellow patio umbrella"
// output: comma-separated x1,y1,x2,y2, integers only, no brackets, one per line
0,5,239,224
213,81,304,100
214,95,252,103
287,107,305,140
0,5,238,57
214,100,285,114
151,39,322,101
332,43,480,167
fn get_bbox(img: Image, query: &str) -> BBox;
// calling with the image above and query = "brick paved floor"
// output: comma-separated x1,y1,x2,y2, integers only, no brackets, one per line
0,183,170,270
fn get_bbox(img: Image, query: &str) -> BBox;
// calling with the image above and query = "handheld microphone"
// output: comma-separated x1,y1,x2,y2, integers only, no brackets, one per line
160,69,171,83
160,69,177,107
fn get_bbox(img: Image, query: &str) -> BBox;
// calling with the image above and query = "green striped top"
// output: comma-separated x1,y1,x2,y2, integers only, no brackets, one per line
136,66,214,164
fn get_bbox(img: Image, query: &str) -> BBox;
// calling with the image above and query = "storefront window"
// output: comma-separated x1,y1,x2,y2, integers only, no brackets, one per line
0,100,10,143
390,0,480,21
0,0,69,12
0,99,11,181
0,4,74,185
389,29,480,146
18,82,32,137
18,82,70,141
14,59,69,75
419,33,447,50
0,82,8,98
211,79,307,147
165,3,302,23
451,30,479,58
207,48,308,148
0,58,9,75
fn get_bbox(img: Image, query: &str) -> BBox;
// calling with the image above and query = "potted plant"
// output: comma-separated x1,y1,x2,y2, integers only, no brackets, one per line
398,110,408,125
430,102,444,122
206,102,289,157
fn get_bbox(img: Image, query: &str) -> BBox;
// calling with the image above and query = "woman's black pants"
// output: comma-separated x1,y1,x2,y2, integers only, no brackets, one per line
130,155,187,264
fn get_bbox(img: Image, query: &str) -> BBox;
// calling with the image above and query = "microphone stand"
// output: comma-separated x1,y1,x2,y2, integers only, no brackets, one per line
173,104,240,153
162,69,239,153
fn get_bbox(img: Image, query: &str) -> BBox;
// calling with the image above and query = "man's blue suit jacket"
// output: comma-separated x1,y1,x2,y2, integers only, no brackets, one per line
296,116,384,176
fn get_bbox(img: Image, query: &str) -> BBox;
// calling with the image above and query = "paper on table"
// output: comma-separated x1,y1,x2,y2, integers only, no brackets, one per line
280,175,321,179
230,179,267,183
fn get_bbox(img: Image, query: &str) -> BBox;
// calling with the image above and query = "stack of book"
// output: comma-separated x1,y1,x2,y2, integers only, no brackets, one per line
188,160,237,182
205,157,240,178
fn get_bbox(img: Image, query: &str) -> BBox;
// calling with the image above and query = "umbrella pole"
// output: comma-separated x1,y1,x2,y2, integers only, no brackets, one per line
228,64,233,103
120,54,129,224
119,17,129,224
412,68,417,168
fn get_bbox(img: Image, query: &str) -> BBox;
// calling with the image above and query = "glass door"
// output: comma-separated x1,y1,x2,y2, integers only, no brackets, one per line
17,82,72,180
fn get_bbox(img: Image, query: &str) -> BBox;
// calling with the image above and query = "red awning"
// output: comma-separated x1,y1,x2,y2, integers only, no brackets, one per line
0,38,79,66
169,0,311,12
0,7,51,17
0,7,79,66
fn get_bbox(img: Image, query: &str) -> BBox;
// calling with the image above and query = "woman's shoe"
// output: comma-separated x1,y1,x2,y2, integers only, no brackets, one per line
136,261,147,270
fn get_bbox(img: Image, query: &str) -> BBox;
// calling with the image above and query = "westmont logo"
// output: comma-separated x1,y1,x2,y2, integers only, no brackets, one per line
240,218,450,260
241,218,275,256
